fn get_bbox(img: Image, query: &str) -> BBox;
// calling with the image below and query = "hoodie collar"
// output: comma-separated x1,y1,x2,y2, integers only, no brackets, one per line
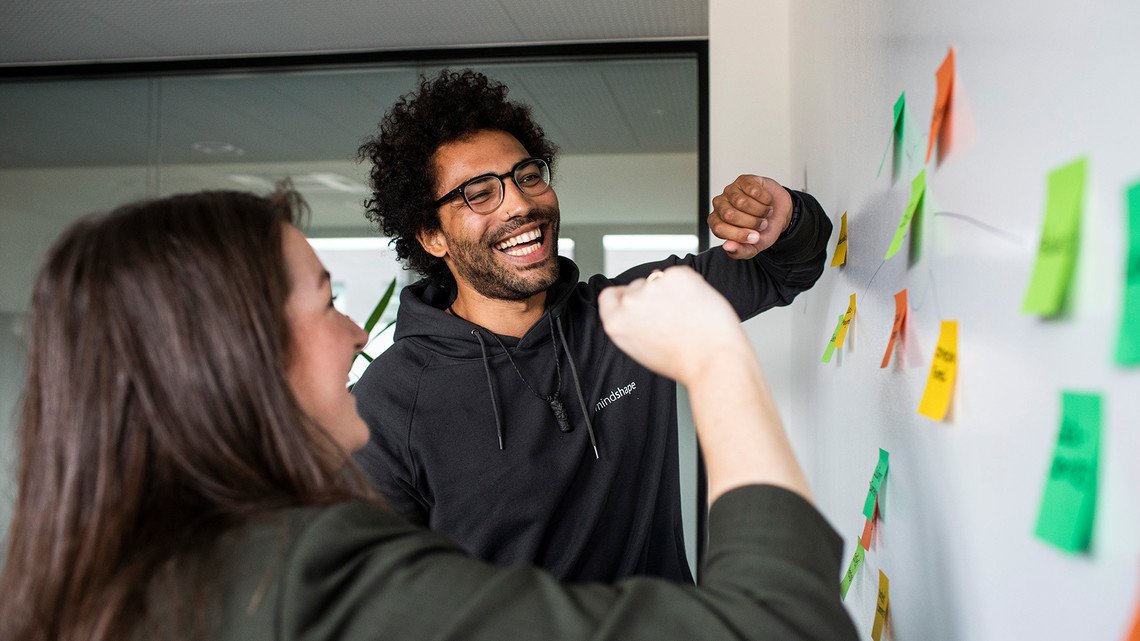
393,257,581,354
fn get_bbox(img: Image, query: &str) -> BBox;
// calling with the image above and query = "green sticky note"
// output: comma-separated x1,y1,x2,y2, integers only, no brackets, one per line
1034,391,1101,553
1023,157,1088,315
885,170,926,260
821,313,844,363
840,539,866,600
862,448,890,520
1115,180,1140,364
876,92,907,178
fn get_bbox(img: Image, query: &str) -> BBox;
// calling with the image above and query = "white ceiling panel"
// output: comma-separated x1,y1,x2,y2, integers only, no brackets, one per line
1,1,707,65
497,0,707,41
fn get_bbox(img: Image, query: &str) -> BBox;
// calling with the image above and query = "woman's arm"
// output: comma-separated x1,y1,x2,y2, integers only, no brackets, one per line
597,265,812,503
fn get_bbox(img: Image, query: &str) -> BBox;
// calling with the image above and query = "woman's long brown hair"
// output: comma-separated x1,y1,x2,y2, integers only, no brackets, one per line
0,189,373,641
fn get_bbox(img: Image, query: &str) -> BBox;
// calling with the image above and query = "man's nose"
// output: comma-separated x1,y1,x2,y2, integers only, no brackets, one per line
496,178,530,218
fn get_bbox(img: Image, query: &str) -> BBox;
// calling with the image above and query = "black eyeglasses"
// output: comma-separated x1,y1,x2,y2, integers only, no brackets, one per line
433,156,552,214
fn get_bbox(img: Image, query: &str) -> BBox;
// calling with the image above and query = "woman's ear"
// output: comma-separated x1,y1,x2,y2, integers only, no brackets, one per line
418,228,448,259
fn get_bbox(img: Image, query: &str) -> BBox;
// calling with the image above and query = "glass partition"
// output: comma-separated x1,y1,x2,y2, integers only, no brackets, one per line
0,50,701,569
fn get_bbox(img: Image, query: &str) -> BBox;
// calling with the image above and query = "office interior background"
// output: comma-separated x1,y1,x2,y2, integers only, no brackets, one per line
5,2,1140,640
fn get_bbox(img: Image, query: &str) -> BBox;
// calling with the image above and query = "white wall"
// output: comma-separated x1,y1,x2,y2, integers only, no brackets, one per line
709,1,1140,639
709,0,805,474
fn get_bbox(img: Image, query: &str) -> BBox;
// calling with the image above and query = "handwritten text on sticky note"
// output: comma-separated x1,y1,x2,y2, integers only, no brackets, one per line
871,570,891,641
926,47,956,164
831,211,849,267
880,289,908,368
1023,157,1087,316
885,170,927,260
1115,180,1140,364
834,294,857,349
918,320,958,420
839,540,865,600
821,313,844,363
1034,391,1101,553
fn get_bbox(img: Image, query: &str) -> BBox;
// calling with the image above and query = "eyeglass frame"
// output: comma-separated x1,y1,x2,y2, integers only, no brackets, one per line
432,156,553,213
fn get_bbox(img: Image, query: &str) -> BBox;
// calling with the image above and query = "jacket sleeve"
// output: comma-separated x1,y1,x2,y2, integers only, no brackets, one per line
350,358,430,527
602,189,833,321
270,485,859,641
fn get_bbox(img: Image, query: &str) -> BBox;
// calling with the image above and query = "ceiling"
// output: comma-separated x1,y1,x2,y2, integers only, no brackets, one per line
0,1,705,184
0,1,707,65
0,58,699,168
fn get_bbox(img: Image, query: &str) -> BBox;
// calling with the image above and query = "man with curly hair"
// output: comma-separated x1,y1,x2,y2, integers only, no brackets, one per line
352,69,832,583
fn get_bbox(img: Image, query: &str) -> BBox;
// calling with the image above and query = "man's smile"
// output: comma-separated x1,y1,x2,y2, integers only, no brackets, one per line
494,227,544,256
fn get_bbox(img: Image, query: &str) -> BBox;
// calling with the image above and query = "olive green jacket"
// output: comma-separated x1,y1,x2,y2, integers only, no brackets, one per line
215,485,858,641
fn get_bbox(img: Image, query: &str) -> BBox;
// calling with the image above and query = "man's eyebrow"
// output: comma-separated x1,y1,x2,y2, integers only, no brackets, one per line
318,269,331,287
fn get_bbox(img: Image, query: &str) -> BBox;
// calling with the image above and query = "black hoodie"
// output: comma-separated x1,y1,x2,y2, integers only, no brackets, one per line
353,189,831,583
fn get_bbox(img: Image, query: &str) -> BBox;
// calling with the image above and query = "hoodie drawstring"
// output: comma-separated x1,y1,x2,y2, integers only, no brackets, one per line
555,315,599,460
467,316,600,460
470,329,505,450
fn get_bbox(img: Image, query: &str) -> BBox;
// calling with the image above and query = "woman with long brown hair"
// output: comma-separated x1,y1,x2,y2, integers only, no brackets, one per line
0,189,857,641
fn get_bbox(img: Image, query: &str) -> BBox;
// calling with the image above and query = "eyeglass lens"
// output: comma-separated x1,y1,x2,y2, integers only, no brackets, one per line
463,158,550,213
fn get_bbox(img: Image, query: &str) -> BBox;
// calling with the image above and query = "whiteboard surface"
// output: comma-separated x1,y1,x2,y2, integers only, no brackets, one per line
772,1,1140,639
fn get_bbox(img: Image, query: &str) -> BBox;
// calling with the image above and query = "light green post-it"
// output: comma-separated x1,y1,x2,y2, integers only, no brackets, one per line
840,539,865,600
1023,157,1088,316
1115,180,1140,364
862,448,890,520
1034,391,1101,553
821,313,844,363
885,170,927,260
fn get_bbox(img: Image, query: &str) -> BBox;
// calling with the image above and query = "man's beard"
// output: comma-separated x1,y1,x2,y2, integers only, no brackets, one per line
445,206,561,301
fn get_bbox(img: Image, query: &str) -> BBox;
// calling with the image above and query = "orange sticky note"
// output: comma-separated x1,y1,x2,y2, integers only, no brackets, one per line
860,517,874,550
831,211,849,266
834,293,857,348
1127,596,1140,641
926,47,956,164
918,320,958,421
880,289,909,368
871,570,891,641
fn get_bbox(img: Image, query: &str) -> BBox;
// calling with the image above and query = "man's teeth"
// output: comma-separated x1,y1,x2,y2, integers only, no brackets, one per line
503,243,540,257
494,229,542,253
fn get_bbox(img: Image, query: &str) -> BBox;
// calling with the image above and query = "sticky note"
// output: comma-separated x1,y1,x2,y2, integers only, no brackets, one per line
885,170,927,260
1034,391,1101,553
880,289,909,368
925,47,956,164
1023,157,1088,316
918,320,958,421
821,313,844,363
863,448,890,520
1115,180,1140,365
834,294,857,348
830,211,849,266
860,516,875,550
871,570,890,641
839,540,865,600
1126,596,1140,641
877,92,907,178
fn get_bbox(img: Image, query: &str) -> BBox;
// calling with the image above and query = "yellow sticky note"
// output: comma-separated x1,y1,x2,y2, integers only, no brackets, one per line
821,313,844,363
834,294,857,348
871,570,890,641
830,211,848,267
918,320,958,421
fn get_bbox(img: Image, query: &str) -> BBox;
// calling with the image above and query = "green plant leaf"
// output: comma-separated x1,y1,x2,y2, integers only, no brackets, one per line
363,279,397,334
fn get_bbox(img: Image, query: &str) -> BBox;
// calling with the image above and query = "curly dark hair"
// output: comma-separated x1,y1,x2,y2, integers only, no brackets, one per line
358,69,558,283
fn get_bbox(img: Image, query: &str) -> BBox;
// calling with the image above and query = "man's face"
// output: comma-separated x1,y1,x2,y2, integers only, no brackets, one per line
420,129,561,301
